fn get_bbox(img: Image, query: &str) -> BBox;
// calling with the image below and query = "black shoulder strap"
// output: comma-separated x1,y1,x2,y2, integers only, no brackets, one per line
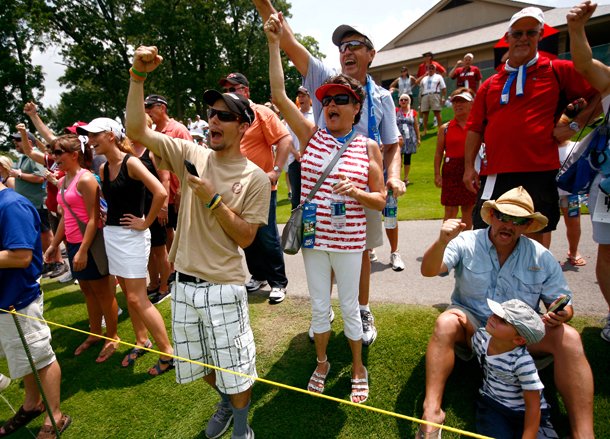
550,60,569,123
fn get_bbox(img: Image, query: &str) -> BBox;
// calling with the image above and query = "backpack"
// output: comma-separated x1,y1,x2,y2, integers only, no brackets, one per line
556,111,610,195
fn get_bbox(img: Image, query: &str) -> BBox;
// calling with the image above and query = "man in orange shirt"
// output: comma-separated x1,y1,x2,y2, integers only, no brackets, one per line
219,73,292,304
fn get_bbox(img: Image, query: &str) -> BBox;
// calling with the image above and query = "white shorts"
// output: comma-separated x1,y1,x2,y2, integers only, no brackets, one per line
0,296,56,379
104,225,151,278
421,93,442,112
171,277,256,394
589,174,610,245
365,207,384,250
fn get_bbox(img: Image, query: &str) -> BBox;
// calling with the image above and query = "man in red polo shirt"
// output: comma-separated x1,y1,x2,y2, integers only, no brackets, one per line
463,6,599,248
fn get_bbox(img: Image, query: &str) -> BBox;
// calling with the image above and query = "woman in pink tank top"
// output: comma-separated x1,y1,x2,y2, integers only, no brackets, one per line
44,135,120,363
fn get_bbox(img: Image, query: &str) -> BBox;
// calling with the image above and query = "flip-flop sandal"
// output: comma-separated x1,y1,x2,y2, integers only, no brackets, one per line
96,339,120,363
307,361,331,394
148,357,175,376
36,413,72,439
74,337,102,356
121,340,152,368
350,367,369,404
0,404,45,437
568,255,587,266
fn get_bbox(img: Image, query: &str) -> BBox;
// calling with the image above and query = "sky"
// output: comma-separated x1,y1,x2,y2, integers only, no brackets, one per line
33,0,604,107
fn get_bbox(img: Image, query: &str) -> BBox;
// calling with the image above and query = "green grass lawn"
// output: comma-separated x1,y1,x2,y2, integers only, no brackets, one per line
276,107,454,224
1,279,609,438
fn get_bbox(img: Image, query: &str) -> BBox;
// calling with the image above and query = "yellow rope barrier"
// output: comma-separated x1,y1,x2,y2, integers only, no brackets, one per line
1,307,492,439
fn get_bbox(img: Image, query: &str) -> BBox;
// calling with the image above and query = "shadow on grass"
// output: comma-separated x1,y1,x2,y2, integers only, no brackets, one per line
250,330,359,437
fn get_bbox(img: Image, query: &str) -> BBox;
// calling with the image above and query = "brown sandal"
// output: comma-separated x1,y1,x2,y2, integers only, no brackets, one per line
36,414,72,439
0,404,45,437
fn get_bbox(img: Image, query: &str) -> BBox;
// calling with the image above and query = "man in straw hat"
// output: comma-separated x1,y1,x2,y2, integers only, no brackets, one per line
418,186,593,438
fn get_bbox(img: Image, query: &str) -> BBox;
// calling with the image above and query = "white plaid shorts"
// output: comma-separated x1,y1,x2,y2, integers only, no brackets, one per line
171,276,257,394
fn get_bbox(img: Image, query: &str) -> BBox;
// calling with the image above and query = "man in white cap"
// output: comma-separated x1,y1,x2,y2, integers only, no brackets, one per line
463,6,600,249
252,0,404,347
419,186,593,438
449,53,482,92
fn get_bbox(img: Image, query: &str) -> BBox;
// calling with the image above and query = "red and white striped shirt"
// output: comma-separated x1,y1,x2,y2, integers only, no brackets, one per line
300,129,369,252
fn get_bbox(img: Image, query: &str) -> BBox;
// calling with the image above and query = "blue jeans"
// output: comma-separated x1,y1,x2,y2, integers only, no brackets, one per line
476,394,558,439
244,191,288,288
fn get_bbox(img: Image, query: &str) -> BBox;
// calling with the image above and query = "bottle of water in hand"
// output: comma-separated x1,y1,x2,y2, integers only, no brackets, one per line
384,189,397,229
331,194,346,230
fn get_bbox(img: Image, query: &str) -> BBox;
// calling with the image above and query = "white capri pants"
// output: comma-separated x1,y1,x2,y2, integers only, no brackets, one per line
302,248,363,341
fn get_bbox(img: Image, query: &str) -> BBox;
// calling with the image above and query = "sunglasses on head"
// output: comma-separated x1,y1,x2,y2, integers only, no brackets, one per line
144,103,162,109
493,209,532,226
508,29,540,39
207,108,240,122
338,40,370,53
223,85,246,93
321,94,352,107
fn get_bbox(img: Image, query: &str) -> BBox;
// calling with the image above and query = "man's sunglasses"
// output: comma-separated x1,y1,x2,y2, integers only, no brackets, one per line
508,29,540,39
207,108,240,122
321,94,352,107
223,85,246,93
338,40,371,53
144,103,162,109
493,209,532,226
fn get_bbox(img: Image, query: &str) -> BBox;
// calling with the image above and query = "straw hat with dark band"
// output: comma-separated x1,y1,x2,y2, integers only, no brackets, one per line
480,186,548,233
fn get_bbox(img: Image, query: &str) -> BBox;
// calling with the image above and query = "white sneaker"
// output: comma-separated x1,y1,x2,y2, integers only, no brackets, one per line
245,278,268,293
369,249,378,262
101,307,124,329
308,307,336,342
268,287,286,304
602,313,610,342
0,373,10,392
361,309,378,347
58,270,73,283
390,252,405,271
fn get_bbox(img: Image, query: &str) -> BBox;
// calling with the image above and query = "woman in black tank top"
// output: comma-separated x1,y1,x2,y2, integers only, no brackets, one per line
79,117,174,376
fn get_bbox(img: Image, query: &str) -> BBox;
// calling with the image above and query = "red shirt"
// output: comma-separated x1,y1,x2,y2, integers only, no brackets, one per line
444,119,467,158
451,66,482,90
466,57,596,175
43,154,64,213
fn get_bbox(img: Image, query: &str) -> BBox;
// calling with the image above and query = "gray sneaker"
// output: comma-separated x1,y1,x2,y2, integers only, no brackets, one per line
361,309,378,347
206,402,233,439
245,278,267,293
602,313,610,342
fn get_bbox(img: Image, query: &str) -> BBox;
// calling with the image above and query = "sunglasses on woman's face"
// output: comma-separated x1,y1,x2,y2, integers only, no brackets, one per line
207,108,240,122
321,94,351,107
52,149,67,156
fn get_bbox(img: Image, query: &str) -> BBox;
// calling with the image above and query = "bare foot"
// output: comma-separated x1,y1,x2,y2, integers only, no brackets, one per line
96,339,120,363
74,337,101,356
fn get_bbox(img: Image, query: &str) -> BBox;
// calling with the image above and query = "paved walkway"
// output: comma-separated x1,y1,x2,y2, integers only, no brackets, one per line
261,218,607,317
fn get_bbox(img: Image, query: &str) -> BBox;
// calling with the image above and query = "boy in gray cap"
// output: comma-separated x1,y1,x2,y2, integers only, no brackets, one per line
472,298,558,438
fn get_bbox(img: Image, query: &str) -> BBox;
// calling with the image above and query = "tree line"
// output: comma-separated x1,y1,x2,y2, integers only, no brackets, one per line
1,0,324,149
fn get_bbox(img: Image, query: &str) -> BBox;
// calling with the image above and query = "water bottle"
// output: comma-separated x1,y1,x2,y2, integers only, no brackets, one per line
384,189,397,229
330,195,346,230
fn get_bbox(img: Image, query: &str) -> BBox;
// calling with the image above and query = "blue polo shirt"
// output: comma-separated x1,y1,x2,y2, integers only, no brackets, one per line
0,188,42,311
443,228,570,326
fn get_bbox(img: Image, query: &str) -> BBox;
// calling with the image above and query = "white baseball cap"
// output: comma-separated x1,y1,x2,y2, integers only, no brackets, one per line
508,7,544,29
77,117,125,140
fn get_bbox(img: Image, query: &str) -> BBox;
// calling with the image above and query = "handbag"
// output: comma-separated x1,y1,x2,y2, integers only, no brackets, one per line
556,111,609,195
281,130,357,255
60,176,109,276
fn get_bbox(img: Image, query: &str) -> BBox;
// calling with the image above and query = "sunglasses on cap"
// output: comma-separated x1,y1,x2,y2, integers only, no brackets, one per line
338,40,371,53
222,85,246,93
508,29,540,39
493,209,532,226
144,103,162,109
321,94,352,107
207,108,240,122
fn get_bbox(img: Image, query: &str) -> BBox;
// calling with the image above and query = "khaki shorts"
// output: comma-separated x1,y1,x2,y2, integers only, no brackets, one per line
0,296,56,379
365,207,384,250
421,93,442,112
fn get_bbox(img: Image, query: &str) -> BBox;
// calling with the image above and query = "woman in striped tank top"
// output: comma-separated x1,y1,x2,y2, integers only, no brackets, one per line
266,16,385,404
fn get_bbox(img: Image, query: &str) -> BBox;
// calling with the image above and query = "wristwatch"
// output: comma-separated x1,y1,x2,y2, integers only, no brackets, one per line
272,165,281,173
569,121,581,132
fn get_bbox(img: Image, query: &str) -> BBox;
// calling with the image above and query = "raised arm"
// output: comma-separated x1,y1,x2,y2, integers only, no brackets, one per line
125,46,165,155
252,0,311,76
24,102,57,144
16,123,45,165
567,1,610,96
265,13,316,148
421,219,466,276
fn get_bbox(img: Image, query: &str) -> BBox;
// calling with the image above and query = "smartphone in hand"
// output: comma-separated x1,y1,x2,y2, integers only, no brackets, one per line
184,159,199,177
548,295,571,313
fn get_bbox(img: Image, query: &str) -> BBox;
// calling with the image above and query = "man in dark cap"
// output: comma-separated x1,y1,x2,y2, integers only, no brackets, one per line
126,46,269,439
219,71,292,305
